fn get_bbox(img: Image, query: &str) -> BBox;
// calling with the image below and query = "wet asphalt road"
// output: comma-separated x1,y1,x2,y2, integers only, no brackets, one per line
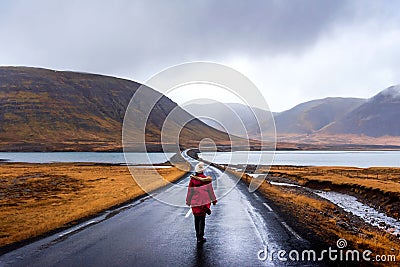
0,154,323,266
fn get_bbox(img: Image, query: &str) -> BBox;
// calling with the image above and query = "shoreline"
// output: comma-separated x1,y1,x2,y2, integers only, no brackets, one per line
2,150,400,169
1,142,400,153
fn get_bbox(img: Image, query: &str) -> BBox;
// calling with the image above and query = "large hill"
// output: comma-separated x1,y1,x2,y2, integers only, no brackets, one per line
0,67,234,151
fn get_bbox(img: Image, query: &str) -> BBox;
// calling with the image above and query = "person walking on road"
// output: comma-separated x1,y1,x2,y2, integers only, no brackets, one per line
186,162,217,244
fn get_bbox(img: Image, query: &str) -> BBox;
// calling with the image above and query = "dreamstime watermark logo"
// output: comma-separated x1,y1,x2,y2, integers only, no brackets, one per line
336,238,347,249
257,238,397,263
122,62,276,207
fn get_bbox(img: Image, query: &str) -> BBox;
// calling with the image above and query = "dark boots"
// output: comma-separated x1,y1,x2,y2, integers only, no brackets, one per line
194,216,206,243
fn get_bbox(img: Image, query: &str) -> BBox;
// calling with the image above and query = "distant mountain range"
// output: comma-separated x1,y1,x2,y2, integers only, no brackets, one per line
185,85,400,148
320,86,400,137
274,97,366,134
0,67,235,151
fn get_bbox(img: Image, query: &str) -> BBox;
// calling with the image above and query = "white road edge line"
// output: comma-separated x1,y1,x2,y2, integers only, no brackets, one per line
263,202,273,212
281,221,303,241
58,220,97,237
185,208,192,218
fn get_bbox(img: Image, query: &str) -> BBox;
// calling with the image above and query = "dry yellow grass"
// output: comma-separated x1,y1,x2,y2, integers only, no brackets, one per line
266,166,400,219
268,166,400,194
0,163,187,248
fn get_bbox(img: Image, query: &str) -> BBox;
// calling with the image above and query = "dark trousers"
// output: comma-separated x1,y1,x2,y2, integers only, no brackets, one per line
194,215,206,240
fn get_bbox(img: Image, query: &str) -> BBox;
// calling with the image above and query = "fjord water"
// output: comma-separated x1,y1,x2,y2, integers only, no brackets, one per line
1,151,399,167
199,151,400,167
0,152,175,164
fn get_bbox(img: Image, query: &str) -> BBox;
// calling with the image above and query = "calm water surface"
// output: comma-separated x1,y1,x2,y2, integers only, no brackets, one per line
1,151,399,167
199,151,400,167
0,152,174,164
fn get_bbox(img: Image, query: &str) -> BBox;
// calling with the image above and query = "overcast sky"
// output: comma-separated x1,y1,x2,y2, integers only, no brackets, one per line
1,0,400,111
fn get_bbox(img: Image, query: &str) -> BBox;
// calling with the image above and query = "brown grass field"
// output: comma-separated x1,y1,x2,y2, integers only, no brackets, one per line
0,163,187,248
268,165,400,195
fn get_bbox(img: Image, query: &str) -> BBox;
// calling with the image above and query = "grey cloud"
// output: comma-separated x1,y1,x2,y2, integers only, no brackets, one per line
0,0,398,82
0,1,352,74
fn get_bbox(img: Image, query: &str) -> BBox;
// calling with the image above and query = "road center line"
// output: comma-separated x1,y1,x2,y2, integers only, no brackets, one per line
263,202,273,212
262,201,303,241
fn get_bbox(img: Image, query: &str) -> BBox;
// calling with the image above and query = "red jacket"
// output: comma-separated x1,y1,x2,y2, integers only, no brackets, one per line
186,173,217,216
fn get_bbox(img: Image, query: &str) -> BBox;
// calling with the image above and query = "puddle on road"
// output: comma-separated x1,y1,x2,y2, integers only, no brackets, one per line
269,181,301,188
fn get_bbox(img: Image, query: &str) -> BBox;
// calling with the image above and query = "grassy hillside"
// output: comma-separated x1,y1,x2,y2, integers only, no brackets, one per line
0,67,234,151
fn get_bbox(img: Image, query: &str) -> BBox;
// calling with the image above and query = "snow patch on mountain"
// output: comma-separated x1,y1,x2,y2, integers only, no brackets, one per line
380,85,400,98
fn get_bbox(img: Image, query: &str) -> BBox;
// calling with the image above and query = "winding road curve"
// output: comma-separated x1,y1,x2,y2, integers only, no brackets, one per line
0,152,322,266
